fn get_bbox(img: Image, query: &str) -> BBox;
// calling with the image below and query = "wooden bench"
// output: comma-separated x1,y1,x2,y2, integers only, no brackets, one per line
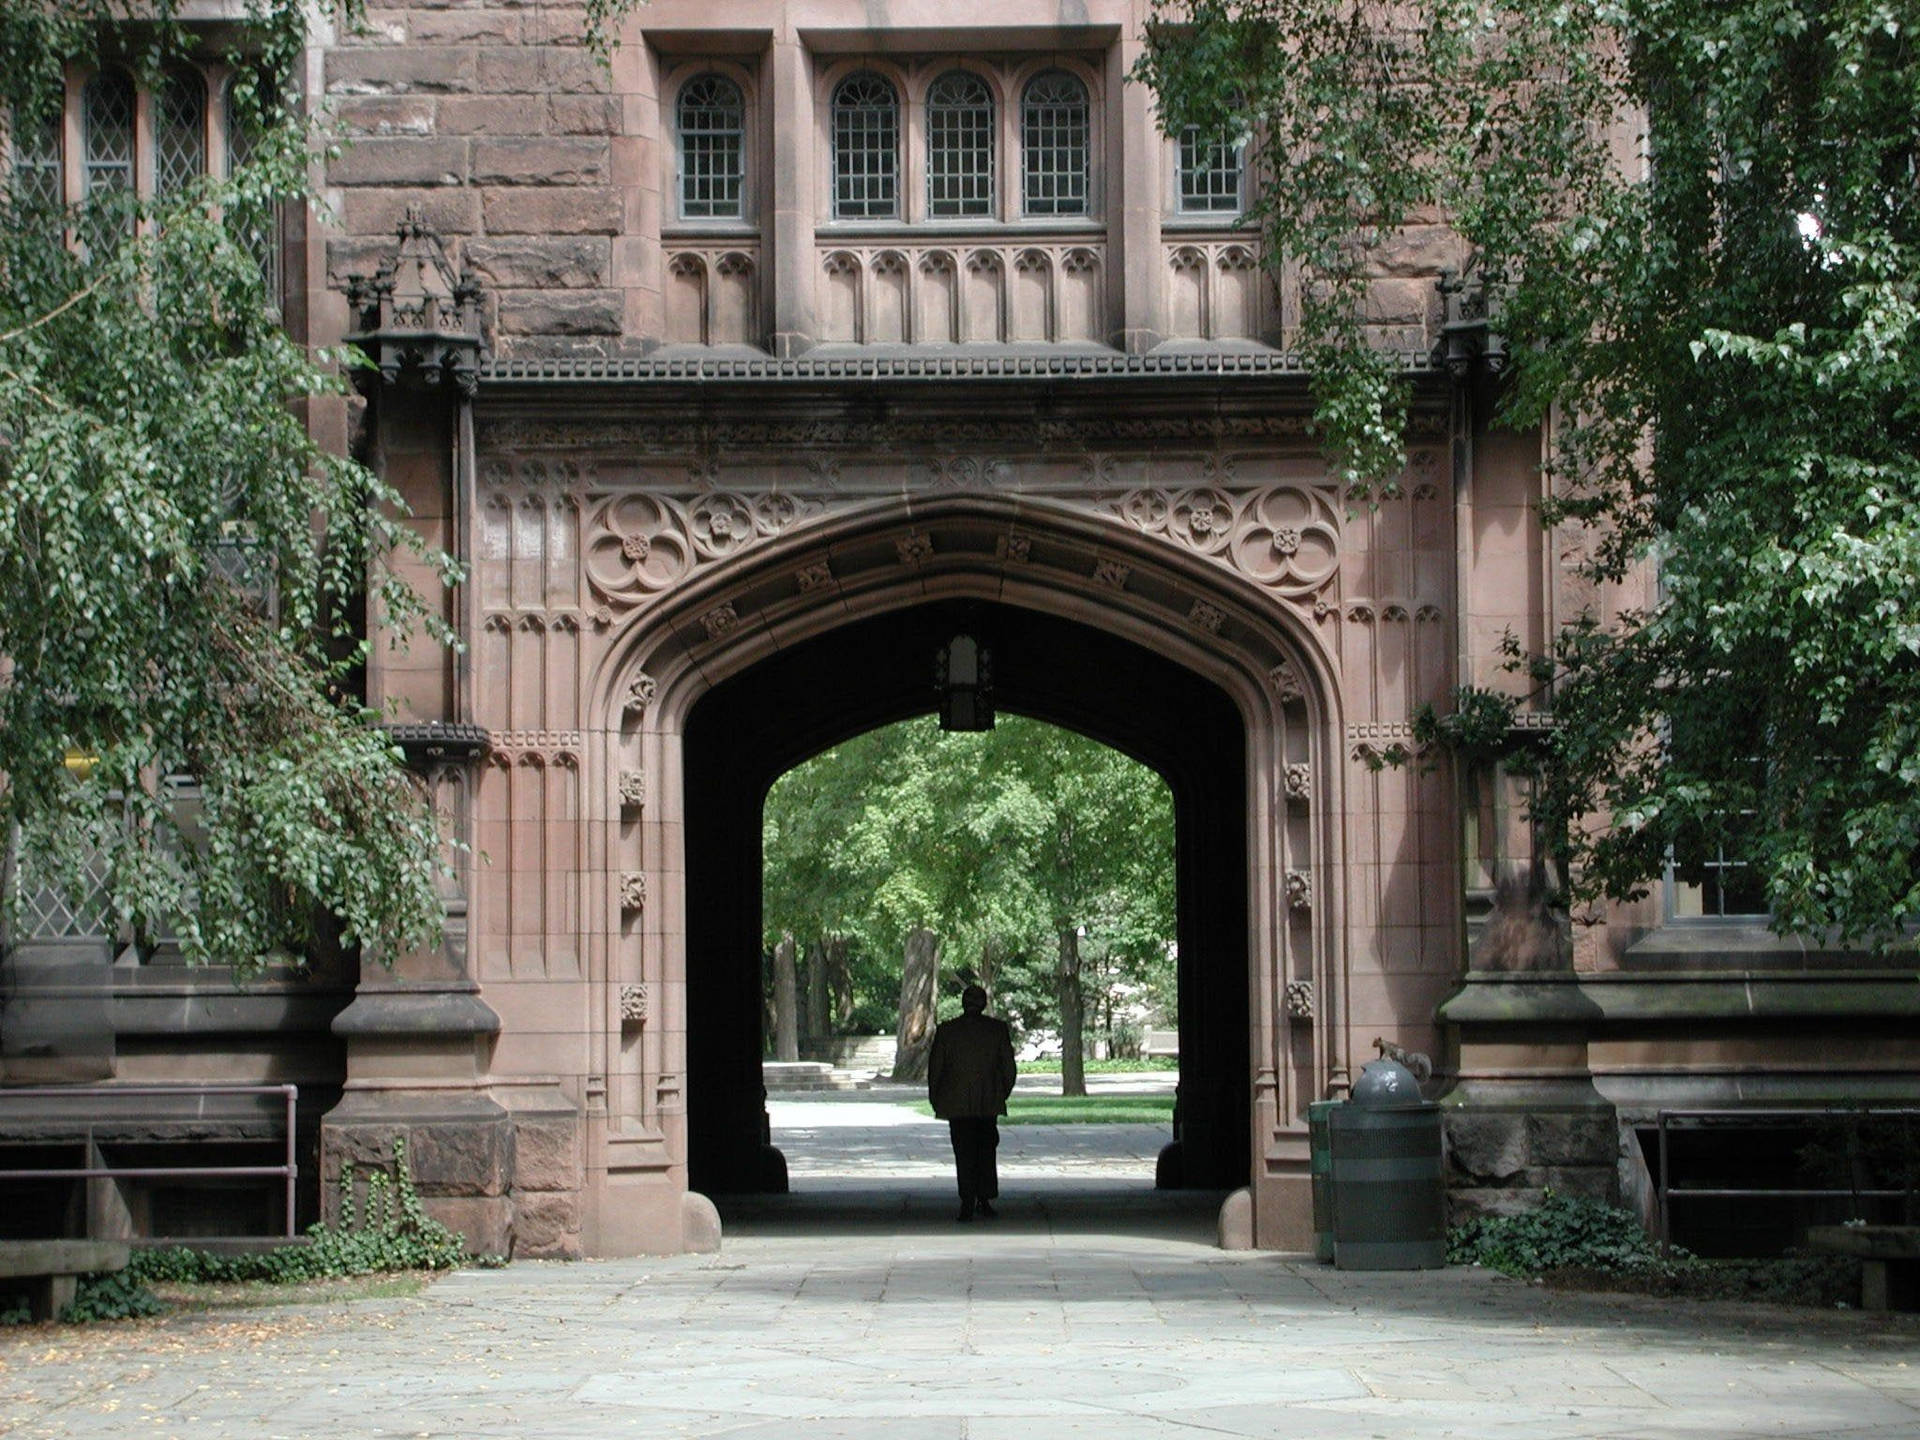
0,1240,131,1321
1805,1225,1920,1312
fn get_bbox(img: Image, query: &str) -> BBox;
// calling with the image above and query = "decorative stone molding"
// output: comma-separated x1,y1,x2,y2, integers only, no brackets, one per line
344,207,485,396
1267,661,1305,704
999,534,1032,563
620,983,650,1025
701,603,740,640
1285,869,1312,912
895,532,933,566
1111,484,1340,598
1284,763,1312,802
794,561,834,592
382,722,491,766
1188,601,1226,635
1093,558,1131,590
623,674,657,718
491,730,584,753
1284,979,1315,1021
617,769,646,810
619,872,647,913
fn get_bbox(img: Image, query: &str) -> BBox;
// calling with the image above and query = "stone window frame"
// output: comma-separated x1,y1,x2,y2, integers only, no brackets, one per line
818,56,1106,231
673,70,751,223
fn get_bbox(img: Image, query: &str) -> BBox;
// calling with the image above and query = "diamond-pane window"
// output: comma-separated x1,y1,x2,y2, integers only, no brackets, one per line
155,68,206,197
1178,125,1243,214
927,71,993,219
226,71,282,299
9,100,62,210
832,72,898,220
83,70,135,199
1022,71,1088,217
678,74,744,219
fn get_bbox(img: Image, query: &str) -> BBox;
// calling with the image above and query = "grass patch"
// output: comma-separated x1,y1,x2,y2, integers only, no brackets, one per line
913,1094,1174,1125
1018,1057,1179,1074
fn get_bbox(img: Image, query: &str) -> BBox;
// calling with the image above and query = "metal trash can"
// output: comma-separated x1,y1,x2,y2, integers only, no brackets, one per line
1308,1099,1338,1262
1328,1057,1446,1270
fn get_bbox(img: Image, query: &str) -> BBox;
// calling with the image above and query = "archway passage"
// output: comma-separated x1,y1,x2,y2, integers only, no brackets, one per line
684,599,1249,1197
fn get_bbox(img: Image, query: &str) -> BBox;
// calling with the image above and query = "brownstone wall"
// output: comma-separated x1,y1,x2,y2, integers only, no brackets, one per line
323,5,654,359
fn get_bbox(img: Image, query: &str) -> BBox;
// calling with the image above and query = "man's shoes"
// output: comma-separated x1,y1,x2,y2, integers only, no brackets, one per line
956,1201,976,1222
975,1200,997,1219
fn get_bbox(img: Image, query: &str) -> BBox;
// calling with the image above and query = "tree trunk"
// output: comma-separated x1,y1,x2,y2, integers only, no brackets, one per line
772,930,799,1063
804,940,830,1049
825,933,854,1030
891,927,940,1082
1057,926,1085,1097
976,938,997,1011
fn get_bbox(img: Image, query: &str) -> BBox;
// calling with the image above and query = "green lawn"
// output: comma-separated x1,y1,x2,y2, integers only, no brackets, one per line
1017,1057,1179,1075
913,1094,1174,1125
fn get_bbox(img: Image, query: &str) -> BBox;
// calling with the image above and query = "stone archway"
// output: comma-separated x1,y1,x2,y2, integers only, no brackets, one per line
579,495,1346,1252
679,597,1249,1199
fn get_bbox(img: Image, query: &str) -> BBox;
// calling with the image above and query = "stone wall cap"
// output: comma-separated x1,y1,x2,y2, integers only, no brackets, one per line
332,989,502,1038
479,345,1440,387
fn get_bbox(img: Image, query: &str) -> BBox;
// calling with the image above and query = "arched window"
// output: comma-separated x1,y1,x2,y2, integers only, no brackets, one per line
832,72,898,220
1021,71,1089,217
154,68,207,197
677,74,744,219
1178,125,1243,215
926,70,993,219
8,97,63,209
82,69,135,200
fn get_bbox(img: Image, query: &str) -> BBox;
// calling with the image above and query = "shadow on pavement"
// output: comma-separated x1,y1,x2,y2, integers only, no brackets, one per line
713,1179,1230,1243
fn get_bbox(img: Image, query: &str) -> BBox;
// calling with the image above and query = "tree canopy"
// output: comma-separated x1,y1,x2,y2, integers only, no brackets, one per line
762,716,1177,1080
0,1,454,972
1141,0,1920,943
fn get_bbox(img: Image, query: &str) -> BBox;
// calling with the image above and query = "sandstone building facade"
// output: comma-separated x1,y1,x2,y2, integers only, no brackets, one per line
3,0,1915,1258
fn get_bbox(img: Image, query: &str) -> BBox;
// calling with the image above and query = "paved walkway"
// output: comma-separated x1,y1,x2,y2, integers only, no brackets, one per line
3,1080,1916,1439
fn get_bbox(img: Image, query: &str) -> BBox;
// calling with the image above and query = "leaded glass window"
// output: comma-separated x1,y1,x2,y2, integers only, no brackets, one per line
832,72,898,220
1021,71,1088,217
83,70,135,199
226,70,281,298
1178,125,1243,214
9,100,62,210
678,74,744,219
155,68,206,197
926,70,993,219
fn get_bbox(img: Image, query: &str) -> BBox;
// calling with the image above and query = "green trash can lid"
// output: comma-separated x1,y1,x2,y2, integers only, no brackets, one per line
1350,1057,1424,1107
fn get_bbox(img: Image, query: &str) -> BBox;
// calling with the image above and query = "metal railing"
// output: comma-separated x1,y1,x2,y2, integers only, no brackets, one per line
1655,1107,1920,1249
0,1084,298,1239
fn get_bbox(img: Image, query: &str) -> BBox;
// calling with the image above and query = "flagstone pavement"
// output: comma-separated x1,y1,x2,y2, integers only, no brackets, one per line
1,1080,1915,1440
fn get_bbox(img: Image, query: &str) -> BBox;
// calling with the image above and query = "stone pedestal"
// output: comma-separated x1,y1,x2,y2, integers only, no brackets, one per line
1436,975,1620,1220
321,981,512,1255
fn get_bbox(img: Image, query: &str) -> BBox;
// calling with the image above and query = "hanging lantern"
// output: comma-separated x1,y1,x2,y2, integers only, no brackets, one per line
935,634,994,732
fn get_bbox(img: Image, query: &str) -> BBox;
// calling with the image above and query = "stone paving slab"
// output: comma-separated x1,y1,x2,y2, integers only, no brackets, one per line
3,1190,1917,1440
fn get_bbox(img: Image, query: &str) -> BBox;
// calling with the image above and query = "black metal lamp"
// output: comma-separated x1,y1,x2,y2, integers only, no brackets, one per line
935,634,994,732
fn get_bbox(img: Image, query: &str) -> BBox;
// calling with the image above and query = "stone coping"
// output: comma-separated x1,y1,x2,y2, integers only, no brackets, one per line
479,346,1439,385
1438,967,1920,1024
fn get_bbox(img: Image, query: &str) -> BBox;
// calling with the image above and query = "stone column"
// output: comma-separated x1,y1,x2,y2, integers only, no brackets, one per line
322,219,516,1256
767,33,816,357
1109,26,1163,352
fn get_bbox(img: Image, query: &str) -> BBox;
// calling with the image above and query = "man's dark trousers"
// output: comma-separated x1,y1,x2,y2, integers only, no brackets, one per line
948,1116,1000,1203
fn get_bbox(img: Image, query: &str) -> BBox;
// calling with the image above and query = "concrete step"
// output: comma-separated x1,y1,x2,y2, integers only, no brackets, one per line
763,1062,871,1092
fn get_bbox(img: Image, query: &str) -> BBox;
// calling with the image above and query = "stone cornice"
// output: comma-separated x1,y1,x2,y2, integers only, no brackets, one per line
478,347,1440,386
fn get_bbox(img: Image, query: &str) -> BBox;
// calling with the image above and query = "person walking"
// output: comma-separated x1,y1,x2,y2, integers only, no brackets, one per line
926,983,1017,1221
